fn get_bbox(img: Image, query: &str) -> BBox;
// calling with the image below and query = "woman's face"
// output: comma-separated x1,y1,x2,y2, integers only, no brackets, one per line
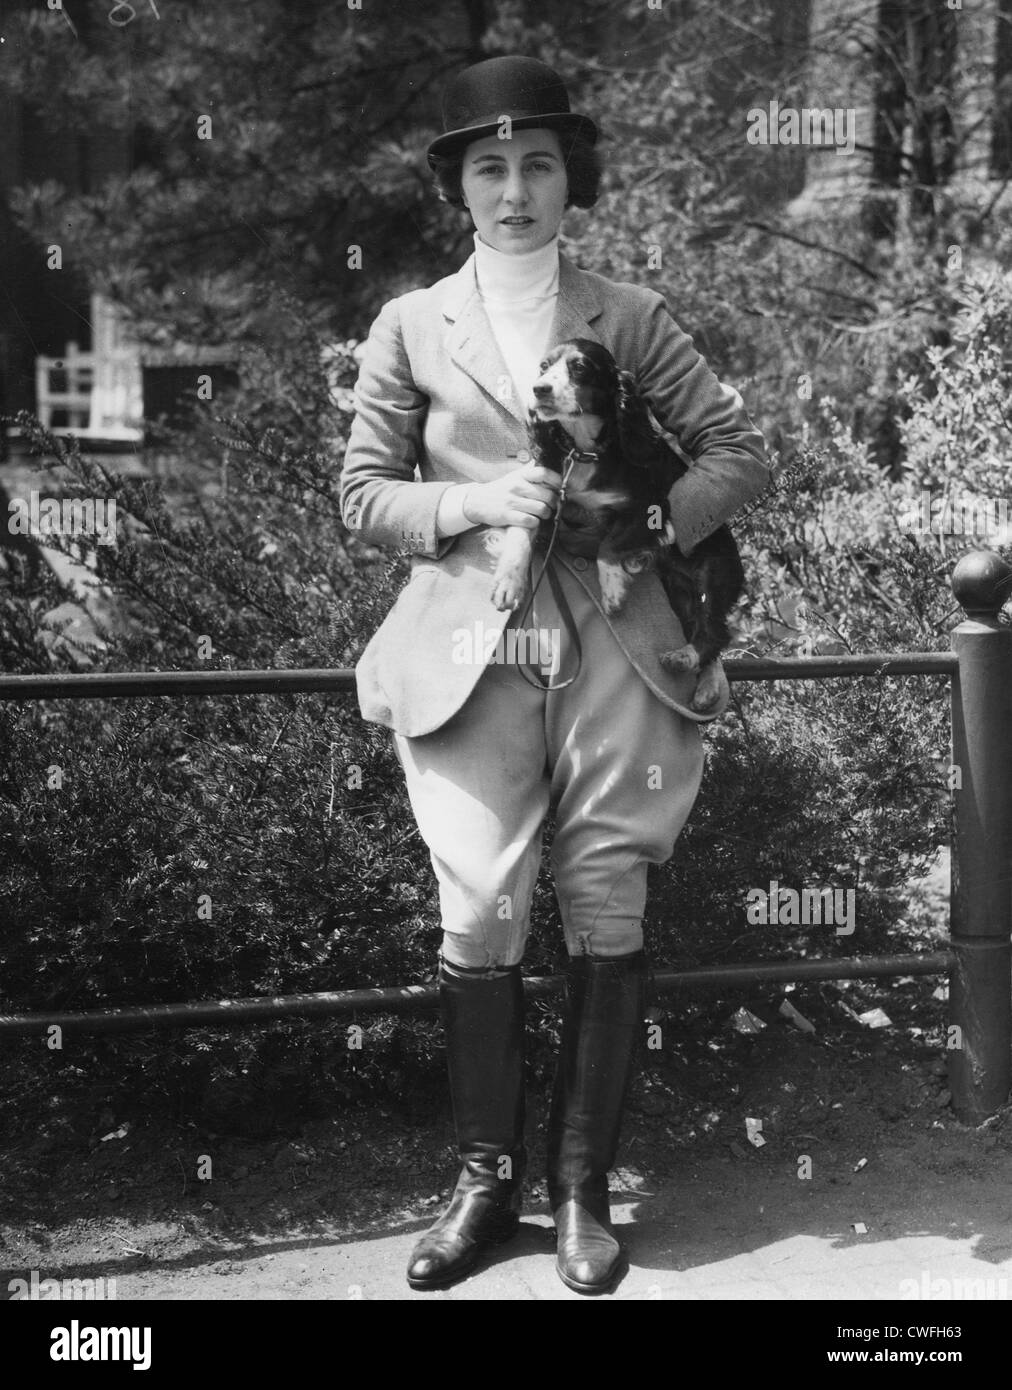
460,127,568,254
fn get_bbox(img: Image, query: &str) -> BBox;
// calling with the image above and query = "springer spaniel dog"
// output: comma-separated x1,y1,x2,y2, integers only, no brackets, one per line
488,338,745,712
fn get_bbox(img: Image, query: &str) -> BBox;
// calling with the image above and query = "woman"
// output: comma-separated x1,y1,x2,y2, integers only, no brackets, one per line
340,55,769,1295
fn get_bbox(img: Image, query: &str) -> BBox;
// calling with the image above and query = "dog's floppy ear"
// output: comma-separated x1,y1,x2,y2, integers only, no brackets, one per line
528,415,574,473
615,370,659,465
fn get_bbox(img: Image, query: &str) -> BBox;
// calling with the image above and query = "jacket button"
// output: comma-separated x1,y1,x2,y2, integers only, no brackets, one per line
571,556,588,571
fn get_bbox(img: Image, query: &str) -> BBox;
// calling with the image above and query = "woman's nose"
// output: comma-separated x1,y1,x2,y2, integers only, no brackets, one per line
502,170,529,204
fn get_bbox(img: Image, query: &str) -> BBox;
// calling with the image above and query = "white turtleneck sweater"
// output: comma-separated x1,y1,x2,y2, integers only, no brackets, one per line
435,231,561,537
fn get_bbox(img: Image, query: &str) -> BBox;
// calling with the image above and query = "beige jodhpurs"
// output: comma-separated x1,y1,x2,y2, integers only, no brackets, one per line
393,556,705,970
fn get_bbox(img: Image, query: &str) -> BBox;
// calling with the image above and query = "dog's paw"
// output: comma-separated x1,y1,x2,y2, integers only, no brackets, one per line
491,568,528,612
690,661,727,712
621,549,653,575
659,643,700,673
597,558,633,615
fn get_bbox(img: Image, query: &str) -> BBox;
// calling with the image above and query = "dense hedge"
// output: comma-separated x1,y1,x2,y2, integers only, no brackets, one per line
2,272,1010,1137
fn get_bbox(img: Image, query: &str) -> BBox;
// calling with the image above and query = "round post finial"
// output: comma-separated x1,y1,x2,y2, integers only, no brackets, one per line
951,549,1012,619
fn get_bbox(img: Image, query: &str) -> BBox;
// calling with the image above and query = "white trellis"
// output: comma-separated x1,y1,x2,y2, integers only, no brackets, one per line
34,293,143,441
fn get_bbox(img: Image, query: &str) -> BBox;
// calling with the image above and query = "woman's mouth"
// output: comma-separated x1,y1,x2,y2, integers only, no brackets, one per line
500,216,534,226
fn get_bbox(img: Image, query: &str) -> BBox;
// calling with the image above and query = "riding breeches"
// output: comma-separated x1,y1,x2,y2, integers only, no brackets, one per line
392,555,706,969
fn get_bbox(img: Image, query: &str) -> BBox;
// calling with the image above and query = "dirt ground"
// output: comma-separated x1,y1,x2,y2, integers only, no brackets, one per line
3,956,1011,1304
2,848,1010,1305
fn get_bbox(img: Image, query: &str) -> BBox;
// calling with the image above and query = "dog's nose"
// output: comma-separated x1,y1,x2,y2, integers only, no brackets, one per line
532,383,552,398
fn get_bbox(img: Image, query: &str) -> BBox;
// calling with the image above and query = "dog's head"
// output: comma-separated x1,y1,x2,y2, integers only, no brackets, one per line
529,340,620,428
530,339,658,469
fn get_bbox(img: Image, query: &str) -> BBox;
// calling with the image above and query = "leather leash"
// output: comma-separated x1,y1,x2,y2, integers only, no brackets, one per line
512,447,593,692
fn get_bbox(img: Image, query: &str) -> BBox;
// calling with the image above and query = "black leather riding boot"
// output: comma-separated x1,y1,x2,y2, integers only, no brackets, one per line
406,959,527,1291
547,950,646,1294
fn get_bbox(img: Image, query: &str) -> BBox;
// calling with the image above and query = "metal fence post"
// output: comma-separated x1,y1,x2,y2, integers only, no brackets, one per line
949,549,1012,1122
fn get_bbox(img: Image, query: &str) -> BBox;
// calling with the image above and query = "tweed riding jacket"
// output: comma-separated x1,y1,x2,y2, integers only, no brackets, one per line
340,250,770,737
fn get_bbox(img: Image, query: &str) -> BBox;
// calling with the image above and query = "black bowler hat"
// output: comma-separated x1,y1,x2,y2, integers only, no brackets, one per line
426,55,598,165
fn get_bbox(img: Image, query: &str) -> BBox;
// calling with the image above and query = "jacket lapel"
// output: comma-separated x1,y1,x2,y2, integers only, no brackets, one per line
442,251,605,426
549,254,605,349
443,258,526,427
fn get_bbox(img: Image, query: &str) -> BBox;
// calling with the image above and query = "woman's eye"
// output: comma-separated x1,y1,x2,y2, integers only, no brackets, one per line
473,162,554,176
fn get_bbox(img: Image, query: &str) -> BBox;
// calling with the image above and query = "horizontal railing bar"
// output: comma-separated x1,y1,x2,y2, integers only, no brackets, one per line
0,669,359,701
0,952,953,1035
0,653,957,702
724,653,957,680
653,951,954,989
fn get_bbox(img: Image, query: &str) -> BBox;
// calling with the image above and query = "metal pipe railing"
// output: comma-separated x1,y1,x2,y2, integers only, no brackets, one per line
0,952,956,1036
0,668,359,700
0,652,958,700
1,550,1010,1123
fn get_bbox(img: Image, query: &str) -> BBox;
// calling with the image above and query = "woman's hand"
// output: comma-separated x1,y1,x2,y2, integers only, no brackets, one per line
462,461,561,529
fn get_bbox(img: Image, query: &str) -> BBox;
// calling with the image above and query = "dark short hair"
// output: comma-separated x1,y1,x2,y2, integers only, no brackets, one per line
430,131,602,211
